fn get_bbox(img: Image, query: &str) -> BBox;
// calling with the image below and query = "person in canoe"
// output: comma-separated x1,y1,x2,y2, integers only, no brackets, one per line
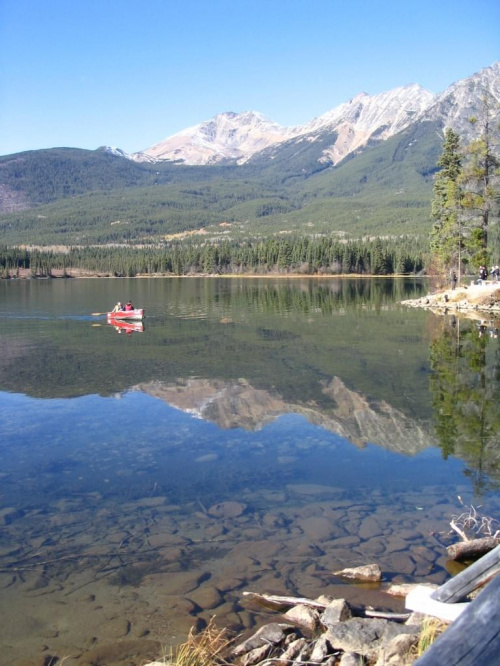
124,300,134,311
111,301,124,313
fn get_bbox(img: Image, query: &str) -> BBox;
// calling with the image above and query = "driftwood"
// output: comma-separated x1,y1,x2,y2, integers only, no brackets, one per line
446,536,499,561
242,591,410,622
242,591,327,609
363,609,411,622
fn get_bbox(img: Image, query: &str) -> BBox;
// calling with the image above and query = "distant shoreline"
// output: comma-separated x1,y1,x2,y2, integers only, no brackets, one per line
5,268,425,280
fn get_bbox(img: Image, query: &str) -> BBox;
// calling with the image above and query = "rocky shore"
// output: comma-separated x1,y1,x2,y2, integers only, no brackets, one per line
145,570,438,666
401,281,500,316
229,583,430,666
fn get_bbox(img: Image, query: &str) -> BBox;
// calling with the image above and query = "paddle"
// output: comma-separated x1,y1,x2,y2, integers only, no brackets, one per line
91,312,108,316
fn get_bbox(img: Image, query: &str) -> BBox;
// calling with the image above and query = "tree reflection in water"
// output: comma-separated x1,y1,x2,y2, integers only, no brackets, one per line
429,315,500,497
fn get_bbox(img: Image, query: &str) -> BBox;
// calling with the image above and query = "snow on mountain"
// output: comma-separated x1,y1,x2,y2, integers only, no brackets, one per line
100,145,158,163
134,111,300,165
127,62,499,167
419,61,500,139
295,84,435,165
100,146,134,159
131,87,434,167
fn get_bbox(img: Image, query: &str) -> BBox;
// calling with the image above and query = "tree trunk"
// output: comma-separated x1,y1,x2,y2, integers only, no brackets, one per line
447,537,499,562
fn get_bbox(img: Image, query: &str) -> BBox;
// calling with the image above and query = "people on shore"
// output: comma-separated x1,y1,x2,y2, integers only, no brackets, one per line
477,265,488,285
451,271,457,289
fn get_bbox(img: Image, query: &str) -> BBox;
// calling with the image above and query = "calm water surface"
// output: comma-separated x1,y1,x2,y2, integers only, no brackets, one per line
0,278,499,666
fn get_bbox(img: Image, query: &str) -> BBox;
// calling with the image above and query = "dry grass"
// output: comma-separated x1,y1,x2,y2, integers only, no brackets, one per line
414,617,448,658
155,619,232,666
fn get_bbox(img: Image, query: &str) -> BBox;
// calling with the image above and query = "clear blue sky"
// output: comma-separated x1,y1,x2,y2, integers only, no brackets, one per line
1,0,499,156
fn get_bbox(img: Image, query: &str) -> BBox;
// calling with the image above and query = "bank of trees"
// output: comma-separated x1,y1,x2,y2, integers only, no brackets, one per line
0,235,426,278
430,96,500,282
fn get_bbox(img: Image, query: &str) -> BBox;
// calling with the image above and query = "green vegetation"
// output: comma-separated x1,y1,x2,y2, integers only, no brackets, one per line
0,147,243,206
430,97,500,281
0,235,427,277
0,120,444,246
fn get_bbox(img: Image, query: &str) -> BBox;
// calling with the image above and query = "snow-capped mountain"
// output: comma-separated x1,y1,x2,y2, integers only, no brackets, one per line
132,111,301,165
264,84,435,166
419,61,500,139
130,86,434,167
109,62,499,168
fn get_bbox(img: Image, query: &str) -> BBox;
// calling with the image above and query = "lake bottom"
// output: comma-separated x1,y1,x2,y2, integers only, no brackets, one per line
1,393,496,666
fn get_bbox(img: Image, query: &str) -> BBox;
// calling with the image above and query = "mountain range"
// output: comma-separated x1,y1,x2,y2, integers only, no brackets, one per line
117,62,499,168
0,62,498,245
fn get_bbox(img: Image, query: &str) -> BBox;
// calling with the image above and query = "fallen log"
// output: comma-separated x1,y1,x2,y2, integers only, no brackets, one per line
446,536,499,562
363,610,411,622
242,591,327,609
433,543,500,603
242,591,411,622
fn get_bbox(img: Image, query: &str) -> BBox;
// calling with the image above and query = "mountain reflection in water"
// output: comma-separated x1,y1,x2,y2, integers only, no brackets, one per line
0,277,499,666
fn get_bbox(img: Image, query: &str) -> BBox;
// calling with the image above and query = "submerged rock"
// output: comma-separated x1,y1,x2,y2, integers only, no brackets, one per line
208,501,246,518
334,564,382,582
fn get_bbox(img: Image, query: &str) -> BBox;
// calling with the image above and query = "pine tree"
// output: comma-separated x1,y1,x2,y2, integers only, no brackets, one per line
430,128,463,278
460,94,500,270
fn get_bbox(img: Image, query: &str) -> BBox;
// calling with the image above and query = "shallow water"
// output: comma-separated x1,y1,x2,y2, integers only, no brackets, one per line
0,278,499,665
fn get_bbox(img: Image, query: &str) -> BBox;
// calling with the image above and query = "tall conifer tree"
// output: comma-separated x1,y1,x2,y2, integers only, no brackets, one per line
430,128,463,277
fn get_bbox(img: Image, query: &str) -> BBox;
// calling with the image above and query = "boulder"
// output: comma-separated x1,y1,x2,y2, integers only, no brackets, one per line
321,599,352,627
374,633,418,665
298,516,340,542
325,618,418,657
334,564,382,582
208,501,246,519
283,604,320,631
232,623,290,657
187,585,222,610
340,652,366,665
240,644,271,666
276,637,308,665
384,583,418,597
310,634,331,662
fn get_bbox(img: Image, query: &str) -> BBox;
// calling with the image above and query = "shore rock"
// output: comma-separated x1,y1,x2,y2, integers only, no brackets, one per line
321,599,353,627
325,618,418,658
231,622,291,657
402,283,500,316
283,604,320,631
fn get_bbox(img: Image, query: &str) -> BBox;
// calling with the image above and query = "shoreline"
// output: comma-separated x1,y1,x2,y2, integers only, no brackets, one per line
4,268,423,280
402,281,500,317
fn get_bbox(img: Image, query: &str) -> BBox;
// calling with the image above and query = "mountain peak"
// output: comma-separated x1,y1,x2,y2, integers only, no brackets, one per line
136,109,295,165
420,61,500,138
131,63,499,167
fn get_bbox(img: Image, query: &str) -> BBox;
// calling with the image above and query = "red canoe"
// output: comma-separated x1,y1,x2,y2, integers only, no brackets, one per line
107,309,144,321
109,320,144,334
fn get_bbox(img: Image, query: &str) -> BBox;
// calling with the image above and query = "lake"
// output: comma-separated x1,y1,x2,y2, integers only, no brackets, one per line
0,277,499,666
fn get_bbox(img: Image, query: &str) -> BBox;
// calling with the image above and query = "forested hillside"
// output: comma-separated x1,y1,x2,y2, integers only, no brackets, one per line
0,121,441,245
0,147,245,211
